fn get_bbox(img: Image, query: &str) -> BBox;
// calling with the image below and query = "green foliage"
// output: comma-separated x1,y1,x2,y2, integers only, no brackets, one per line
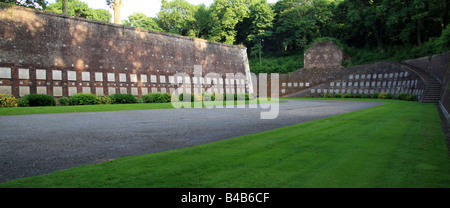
322,93,334,98
45,0,112,22
109,93,137,104
70,93,97,105
96,95,112,105
371,92,380,99
0,93,18,107
344,93,354,98
249,52,303,74
59,97,70,106
123,12,163,32
178,93,195,102
334,93,343,98
0,0,47,9
142,93,171,103
22,94,56,107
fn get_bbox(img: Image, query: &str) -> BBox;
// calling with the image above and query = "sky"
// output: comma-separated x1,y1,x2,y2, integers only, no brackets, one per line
47,0,279,22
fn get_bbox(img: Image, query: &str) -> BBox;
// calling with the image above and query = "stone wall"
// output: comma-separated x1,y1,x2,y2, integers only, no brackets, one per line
0,5,250,98
404,51,450,119
277,62,425,99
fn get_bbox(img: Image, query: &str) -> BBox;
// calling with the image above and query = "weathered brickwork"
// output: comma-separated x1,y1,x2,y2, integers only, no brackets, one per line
304,41,343,69
0,5,250,98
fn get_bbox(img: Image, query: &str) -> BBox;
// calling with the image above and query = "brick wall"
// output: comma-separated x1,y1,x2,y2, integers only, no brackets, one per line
0,5,250,98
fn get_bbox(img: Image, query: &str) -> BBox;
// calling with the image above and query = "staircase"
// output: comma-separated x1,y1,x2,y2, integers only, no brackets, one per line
393,62,443,103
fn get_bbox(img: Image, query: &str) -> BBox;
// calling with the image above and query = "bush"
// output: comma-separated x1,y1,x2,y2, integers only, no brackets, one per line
371,92,380,99
178,93,195,102
322,93,334,98
343,93,354,98
378,93,387,99
22,94,56,106
59,97,71,106
385,93,394,99
236,93,249,100
334,93,343,98
397,93,418,101
109,93,137,104
0,94,18,107
202,93,215,101
70,93,97,105
142,93,171,103
96,95,112,105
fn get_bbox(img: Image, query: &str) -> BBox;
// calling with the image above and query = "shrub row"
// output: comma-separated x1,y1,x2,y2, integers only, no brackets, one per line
322,92,418,101
60,93,134,106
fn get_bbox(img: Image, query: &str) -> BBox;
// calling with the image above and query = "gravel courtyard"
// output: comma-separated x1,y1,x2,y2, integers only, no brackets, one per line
0,99,382,183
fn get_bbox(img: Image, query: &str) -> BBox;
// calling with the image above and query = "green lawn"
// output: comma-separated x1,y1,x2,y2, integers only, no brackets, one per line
0,99,278,116
0,99,449,188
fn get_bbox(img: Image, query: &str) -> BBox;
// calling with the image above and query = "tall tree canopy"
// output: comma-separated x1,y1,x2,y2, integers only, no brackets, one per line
45,0,111,22
0,0,47,8
123,12,163,32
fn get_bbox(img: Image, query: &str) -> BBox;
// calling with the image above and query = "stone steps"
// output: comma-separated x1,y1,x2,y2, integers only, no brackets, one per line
395,62,443,103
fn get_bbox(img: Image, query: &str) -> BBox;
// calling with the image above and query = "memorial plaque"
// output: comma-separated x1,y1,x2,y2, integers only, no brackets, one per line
53,70,62,81
160,88,167,94
37,86,47,94
69,87,77,96
330,82,334,87
141,74,148,83
108,87,116,95
119,73,127,82
96,87,104,96
82,87,91,93
0,67,11,79
130,74,137,83
81,72,90,82
305,83,310,87
151,88,158,93
120,87,127,94
349,75,353,79
141,87,148,95
19,86,30,97
169,76,174,84
107,73,115,82
151,75,157,83
36,69,47,80
95,72,103,82
19,68,29,80
52,86,62,97
131,87,138,96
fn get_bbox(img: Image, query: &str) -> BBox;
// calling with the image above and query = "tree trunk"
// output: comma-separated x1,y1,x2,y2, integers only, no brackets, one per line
113,0,124,24
62,0,68,15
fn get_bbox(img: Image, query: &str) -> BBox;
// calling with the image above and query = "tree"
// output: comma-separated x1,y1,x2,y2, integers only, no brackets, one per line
106,0,124,24
123,12,163,32
246,0,274,64
45,0,112,22
62,0,68,15
209,0,251,44
0,0,47,8
157,0,197,36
